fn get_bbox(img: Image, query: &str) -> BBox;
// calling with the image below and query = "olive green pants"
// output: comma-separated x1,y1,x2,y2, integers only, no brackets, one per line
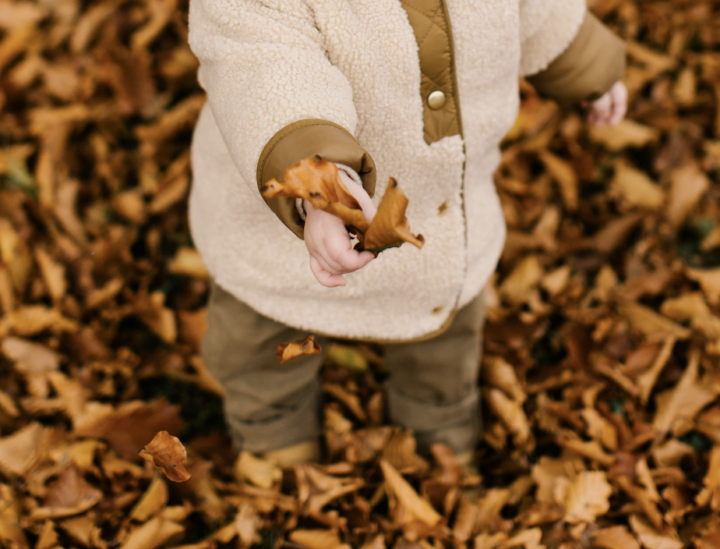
202,282,486,455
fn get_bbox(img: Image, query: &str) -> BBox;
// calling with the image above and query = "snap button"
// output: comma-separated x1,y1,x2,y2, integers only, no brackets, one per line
427,90,446,110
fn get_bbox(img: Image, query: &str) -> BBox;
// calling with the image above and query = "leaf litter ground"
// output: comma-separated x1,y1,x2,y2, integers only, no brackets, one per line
1,0,720,548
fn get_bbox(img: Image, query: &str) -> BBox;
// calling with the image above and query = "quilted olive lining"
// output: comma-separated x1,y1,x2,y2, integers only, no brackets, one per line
400,0,461,144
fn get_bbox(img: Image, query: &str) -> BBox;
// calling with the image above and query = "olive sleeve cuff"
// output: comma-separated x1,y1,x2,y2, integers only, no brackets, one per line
256,119,377,239
526,12,626,108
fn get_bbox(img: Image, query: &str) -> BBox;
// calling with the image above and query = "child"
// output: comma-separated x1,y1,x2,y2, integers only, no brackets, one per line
187,0,627,466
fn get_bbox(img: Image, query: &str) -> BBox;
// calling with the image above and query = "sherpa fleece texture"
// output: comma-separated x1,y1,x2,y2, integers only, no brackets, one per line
187,0,587,341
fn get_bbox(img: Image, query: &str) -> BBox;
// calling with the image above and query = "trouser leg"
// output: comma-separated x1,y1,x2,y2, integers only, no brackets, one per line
201,282,326,454
384,294,486,455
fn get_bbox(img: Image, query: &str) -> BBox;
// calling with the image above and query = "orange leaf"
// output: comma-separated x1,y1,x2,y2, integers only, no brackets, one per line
277,335,322,365
360,178,424,252
139,431,191,482
261,159,368,233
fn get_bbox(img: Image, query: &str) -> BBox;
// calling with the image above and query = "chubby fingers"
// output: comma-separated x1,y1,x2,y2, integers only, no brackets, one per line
309,256,346,287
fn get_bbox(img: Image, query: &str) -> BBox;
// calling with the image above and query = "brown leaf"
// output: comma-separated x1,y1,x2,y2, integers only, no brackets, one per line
262,159,368,230
75,400,184,459
539,150,578,211
118,516,185,549
628,515,683,549
261,159,423,252
0,422,55,476
380,460,442,527
1,336,61,374
611,162,665,210
617,301,692,340
593,526,641,549
484,388,531,446
234,451,282,489
289,529,351,549
653,348,716,436
589,119,660,151
33,466,103,520
138,431,191,482
130,476,169,522
167,247,209,279
564,471,612,523
277,335,322,365
482,356,526,403
499,255,543,306
361,178,424,252
686,268,720,307
296,464,363,515
0,483,29,548
696,446,720,511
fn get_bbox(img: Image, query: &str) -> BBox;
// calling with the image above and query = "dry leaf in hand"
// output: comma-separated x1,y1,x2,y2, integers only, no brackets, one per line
139,431,191,482
261,159,423,253
277,335,322,365
261,159,369,232
360,178,425,252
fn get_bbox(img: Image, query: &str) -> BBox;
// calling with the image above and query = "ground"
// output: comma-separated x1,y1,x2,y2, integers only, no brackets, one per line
0,0,719,548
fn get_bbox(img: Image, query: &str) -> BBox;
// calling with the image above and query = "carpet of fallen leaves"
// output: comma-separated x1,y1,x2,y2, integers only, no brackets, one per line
1,0,720,548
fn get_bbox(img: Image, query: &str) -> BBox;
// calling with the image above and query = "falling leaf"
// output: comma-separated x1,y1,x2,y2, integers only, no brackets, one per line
138,431,191,482
277,335,322,365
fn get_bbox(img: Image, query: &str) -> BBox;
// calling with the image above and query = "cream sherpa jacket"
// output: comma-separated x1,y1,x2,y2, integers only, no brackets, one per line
187,0,625,341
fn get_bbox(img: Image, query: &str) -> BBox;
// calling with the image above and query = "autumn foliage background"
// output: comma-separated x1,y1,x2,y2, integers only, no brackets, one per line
1,0,720,548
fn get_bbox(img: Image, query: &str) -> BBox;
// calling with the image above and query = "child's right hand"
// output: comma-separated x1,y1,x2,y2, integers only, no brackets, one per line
303,168,376,288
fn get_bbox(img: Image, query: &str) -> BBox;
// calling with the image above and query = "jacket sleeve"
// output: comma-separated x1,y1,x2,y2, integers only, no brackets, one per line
519,0,626,107
188,0,376,239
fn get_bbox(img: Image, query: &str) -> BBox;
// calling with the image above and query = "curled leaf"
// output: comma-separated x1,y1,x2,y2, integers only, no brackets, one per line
261,159,368,232
277,335,322,365
359,178,424,253
139,431,191,482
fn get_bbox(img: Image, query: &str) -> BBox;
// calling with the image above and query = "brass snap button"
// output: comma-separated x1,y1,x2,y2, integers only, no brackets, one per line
427,90,446,110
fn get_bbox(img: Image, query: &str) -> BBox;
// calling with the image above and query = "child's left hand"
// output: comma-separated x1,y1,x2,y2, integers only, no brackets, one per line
584,81,628,128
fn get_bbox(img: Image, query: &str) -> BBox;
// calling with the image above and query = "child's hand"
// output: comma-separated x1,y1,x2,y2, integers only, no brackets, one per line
304,169,377,288
584,81,628,128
